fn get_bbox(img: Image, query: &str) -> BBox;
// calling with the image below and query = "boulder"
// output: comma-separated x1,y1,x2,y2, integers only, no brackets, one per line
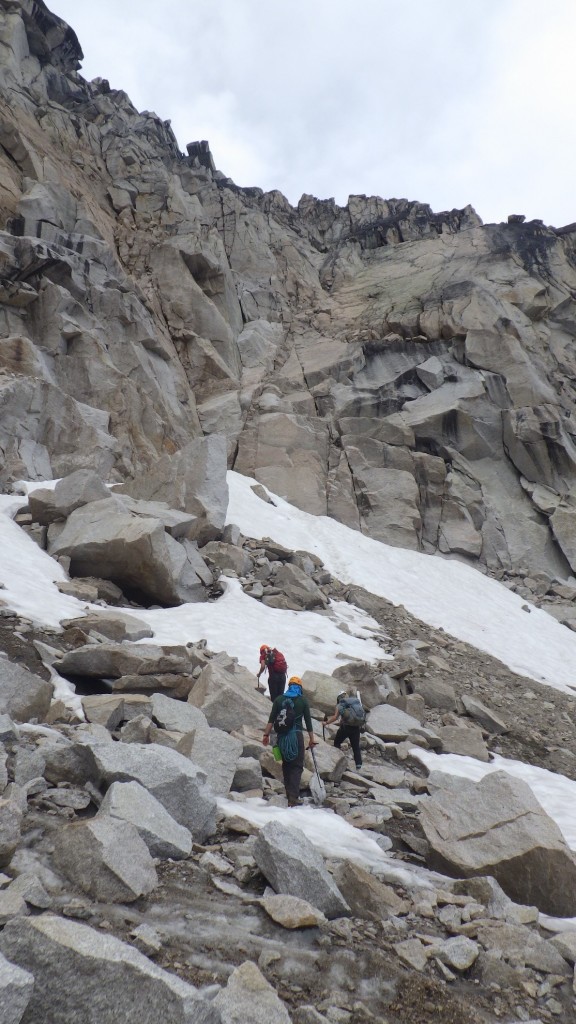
300,671,347,714
150,693,210,734
120,435,229,544
436,724,490,762
214,960,291,1024
232,757,263,792
57,643,190,680
48,497,210,606
253,820,350,919
260,893,326,929
53,816,158,902
332,861,408,920
0,951,34,1024
52,469,110,518
187,729,243,796
461,695,508,734
188,662,270,732
271,564,328,610
366,704,425,741
420,770,576,915
83,740,216,841
303,741,347,782
61,611,154,643
0,916,220,1023
200,542,254,578
98,781,192,860
0,660,53,723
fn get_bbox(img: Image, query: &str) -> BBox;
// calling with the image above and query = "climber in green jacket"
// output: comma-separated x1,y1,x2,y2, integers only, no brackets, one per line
262,677,317,807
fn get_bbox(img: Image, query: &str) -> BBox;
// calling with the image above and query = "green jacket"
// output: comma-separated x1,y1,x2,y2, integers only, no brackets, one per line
269,693,313,733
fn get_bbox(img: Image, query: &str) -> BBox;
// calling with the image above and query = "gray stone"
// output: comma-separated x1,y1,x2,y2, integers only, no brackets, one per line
200,542,254,578
120,435,229,544
214,960,291,1024
366,704,425,741
61,611,154,642
48,497,209,607
53,816,157,902
0,915,220,1023
0,716,20,746
550,930,576,965
0,950,34,1024
260,893,326,929
436,724,490,762
461,695,509,734
83,740,216,841
0,660,53,723
436,936,480,971
232,757,263,792
188,728,243,796
57,643,190,680
332,860,408,920
98,781,192,860
253,820,350,919
420,770,576,915
0,795,22,869
150,692,209,733
188,662,270,732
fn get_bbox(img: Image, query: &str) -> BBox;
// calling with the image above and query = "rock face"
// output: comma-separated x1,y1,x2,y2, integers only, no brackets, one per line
420,771,576,916
2,1,576,582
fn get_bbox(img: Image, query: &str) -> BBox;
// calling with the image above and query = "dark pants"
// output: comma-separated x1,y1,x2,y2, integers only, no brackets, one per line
282,731,304,804
268,670,286,702
334,724,362,767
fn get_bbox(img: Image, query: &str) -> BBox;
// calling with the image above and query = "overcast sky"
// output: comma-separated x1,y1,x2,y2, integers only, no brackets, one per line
49,0,575,227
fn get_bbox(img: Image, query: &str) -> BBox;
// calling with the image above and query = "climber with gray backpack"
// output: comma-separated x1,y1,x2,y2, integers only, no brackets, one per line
324,690,366,771
261,676,318,806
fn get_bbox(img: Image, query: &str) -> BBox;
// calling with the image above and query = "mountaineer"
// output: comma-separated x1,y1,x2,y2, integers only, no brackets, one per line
256,644,287,701
262,676,317,806
324,690,366,771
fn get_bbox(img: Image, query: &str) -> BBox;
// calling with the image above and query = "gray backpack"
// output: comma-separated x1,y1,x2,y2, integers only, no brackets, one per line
338,696,366,726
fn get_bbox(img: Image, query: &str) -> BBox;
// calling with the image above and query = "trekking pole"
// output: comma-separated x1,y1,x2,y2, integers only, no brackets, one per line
322,721,326,742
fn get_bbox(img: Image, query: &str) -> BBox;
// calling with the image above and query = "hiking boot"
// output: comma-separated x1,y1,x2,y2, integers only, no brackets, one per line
287,799,301,807
355,764,363,772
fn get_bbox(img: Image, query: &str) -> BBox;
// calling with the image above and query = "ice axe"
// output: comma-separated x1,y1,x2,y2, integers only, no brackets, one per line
309,745,326,806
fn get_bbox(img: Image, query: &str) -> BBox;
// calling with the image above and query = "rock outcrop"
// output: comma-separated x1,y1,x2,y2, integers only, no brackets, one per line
1,0,576,584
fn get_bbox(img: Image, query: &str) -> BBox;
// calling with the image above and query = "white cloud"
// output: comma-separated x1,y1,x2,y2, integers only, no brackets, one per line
47,0,576,225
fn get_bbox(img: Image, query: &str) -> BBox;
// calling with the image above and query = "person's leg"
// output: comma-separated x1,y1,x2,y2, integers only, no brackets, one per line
349,727,362,768
333,724,347,749
268,671,286,702
282,732,304,805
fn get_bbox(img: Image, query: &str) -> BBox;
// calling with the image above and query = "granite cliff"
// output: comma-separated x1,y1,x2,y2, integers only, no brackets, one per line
2,0,576,585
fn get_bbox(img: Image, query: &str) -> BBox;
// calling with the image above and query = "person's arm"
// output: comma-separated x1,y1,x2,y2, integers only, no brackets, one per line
324,704,339,726
262,700,278,745
256,657,266,681
302,699,317,747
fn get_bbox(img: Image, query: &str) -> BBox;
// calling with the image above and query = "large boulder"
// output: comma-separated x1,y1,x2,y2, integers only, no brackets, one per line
420,770,576,915
120,435,229,544
366,704,426,741
0,916,221,1023
98,781,192,860
48,497,210,606
300,671,347,714
253,820,350,919
53,817,158,902
56,643,191,680
0,659,53,723
83,740,216,842
188,662,270,732
187,729,243,797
